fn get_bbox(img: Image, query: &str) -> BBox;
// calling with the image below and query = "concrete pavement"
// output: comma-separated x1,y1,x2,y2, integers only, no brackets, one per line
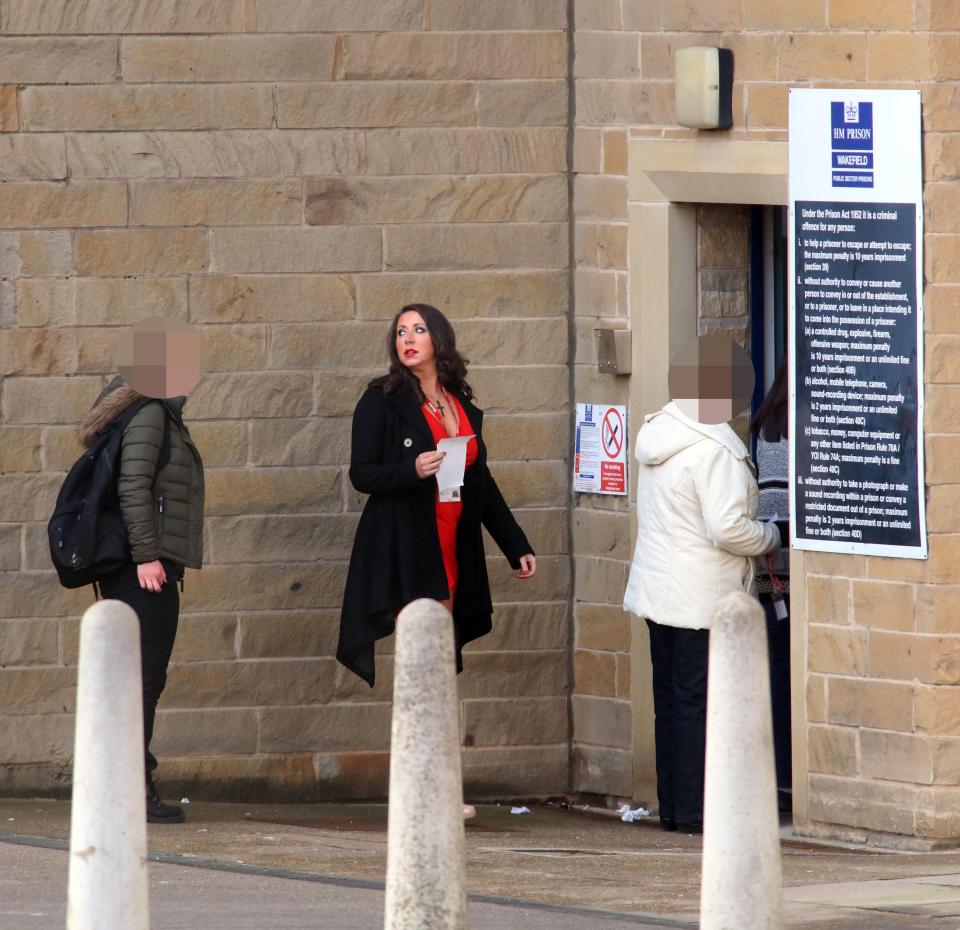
1,840,680,930
3,799,960,928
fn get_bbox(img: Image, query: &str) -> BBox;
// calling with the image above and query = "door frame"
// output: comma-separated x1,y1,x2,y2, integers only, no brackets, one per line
625,138,808,821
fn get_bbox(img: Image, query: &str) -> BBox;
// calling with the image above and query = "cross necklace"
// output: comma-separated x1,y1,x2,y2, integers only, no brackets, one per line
424,387,457,433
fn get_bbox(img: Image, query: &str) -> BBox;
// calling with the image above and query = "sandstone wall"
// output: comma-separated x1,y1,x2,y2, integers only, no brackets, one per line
0,0,572,800
573,0,960,840
569,2,637,799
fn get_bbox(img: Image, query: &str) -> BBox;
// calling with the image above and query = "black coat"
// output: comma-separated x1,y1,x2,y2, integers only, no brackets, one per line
337,384,533,686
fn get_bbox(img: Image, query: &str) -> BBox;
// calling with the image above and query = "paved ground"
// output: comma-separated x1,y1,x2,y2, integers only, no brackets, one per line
3,799,960,929
1,841,682,930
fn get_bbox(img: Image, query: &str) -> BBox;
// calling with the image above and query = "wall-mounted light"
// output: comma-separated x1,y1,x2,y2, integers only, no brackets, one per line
674,46,734,130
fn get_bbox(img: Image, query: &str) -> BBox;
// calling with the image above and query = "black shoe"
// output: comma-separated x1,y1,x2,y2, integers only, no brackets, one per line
146,780,185,824
659,816,677,832
676,821,703,834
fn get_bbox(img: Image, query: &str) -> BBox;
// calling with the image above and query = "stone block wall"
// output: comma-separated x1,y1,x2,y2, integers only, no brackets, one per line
2,0,951,828
569,0,753,801
0,0,571,800
698,205,752,446
573,0,960,841
697,205,750,345
570,2,637,799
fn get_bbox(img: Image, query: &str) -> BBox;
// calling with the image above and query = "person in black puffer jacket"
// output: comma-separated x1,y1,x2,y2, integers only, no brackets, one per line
79,321,205,824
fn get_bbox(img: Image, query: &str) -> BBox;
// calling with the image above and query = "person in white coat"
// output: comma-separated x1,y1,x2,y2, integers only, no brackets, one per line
623,336,780,833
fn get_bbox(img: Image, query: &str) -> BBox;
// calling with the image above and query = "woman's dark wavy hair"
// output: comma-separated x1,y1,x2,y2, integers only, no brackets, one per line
370,303,473,401
751,358,789,442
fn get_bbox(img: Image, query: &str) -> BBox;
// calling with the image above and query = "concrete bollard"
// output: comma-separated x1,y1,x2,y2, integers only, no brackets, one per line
384,599,469,930
67,600,149,930
700,592,784,930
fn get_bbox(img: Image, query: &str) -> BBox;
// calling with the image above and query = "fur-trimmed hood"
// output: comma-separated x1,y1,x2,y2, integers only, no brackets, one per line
79,377,142,448
79,376,186,448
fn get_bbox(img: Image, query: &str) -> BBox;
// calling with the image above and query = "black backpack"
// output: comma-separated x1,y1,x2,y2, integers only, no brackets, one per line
48,398,171,592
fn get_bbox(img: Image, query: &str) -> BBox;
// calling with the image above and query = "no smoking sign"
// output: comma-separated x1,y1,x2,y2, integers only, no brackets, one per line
602,408,624,458
574,403,627,495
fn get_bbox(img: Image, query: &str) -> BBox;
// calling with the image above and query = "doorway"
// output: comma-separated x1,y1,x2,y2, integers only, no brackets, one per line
626,138,808,820
750,205,789,407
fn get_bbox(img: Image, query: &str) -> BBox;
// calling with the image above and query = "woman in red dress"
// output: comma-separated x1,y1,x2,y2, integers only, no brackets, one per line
339,301,536,655
338,304,537,815
420,375,478,610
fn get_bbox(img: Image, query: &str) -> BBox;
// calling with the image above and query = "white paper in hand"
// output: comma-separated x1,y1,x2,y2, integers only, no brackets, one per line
436,435,474,493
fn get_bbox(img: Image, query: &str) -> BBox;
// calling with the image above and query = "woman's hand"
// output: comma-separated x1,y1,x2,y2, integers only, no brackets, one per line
517,554,537,579
137,560,167,593
415,450,445,479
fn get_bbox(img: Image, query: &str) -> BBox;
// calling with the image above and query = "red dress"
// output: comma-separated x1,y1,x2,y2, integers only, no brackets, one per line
421,393,478,601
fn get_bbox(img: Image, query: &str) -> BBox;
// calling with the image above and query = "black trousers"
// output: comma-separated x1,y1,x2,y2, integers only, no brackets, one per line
759,591,792,792
98,560,180,777
646,620,709,824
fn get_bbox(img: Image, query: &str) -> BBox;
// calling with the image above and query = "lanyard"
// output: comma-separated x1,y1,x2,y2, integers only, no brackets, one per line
765,553,786,594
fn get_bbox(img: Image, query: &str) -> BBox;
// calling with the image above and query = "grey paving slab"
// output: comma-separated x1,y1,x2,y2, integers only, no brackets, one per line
7,800,960,929
781,902,956,930
914,873,960,886
784,878,960,910
784,876,960,918
0,840,690,930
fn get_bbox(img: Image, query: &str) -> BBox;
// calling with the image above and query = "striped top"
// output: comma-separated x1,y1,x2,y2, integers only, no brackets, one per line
756,436,789,522
756,435,789,584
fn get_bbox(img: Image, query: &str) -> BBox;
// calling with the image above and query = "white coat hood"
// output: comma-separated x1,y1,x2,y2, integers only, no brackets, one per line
623,402,779,630
636,401,748,467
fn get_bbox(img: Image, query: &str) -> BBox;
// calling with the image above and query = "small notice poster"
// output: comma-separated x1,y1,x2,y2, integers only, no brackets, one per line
574,403,627,495
789,89,925,559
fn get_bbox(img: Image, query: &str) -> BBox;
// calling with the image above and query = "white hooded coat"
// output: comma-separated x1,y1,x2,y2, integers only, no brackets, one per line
623,402,780,629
